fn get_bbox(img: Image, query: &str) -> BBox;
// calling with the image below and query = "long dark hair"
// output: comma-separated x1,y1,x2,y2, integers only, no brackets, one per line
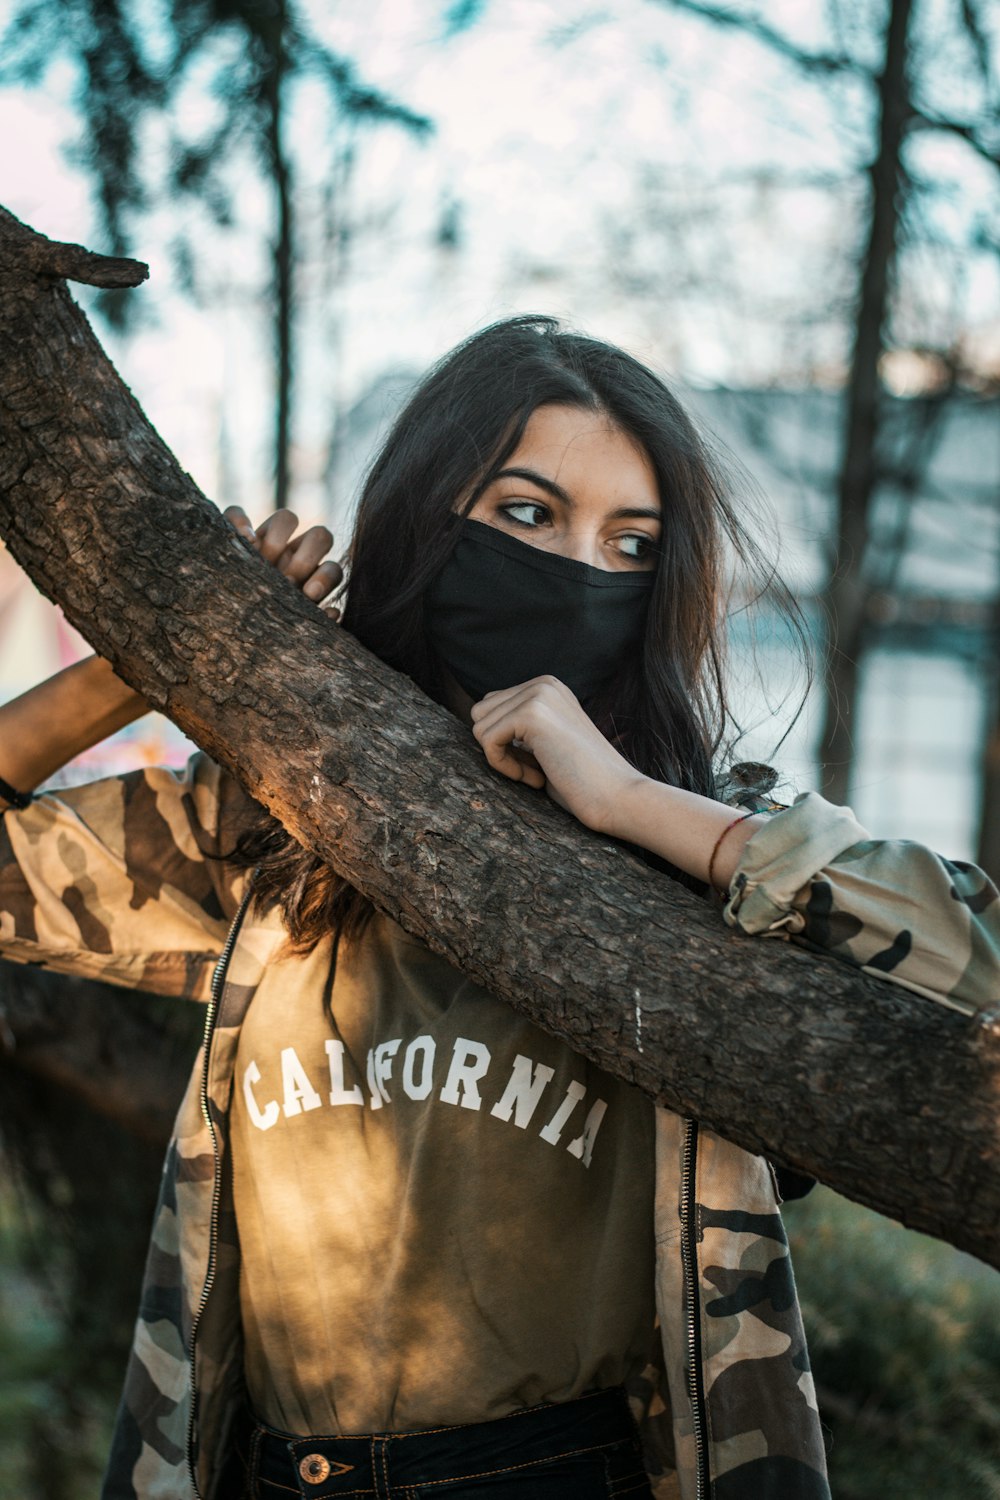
235,315,806,946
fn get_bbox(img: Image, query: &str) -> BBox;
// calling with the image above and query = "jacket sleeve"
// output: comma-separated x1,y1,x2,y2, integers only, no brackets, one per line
722,791,1000,1016
0,751,251,1000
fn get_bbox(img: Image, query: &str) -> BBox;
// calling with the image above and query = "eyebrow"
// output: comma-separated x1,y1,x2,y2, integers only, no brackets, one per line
493,467,662,524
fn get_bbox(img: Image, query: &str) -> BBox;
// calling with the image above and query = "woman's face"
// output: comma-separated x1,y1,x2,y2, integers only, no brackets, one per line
465,404,661,572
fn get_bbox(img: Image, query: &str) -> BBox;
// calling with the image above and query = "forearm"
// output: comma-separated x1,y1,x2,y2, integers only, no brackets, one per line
468,679,767,886
605,775,765,890
0,655,150,797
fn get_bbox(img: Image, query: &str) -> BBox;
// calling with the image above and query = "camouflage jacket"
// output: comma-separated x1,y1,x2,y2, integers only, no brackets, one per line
0,754,996,1500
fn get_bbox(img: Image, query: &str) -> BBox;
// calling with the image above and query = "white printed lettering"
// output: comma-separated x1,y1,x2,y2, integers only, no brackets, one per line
372,1039,401,1104
281,1047,323,1118
242,1060,280,1132
241,1027,601,1166
566,1098,608,1167
490,1054,556,1128
402,1035,436,1100
366,1048,382,1109
324,1039,364,1107
539,1080,587,1145
439,1037,492,1111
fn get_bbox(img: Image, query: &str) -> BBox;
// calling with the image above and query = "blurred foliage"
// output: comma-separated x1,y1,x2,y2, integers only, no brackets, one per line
0,0,430,324
442,0,490,36
0,986,200,1500
0,0,431,506
0,1195,117,1499
786,1186,1000,1500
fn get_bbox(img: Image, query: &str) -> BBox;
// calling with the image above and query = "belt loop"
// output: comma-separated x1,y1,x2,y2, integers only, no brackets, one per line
372,1434,390,1500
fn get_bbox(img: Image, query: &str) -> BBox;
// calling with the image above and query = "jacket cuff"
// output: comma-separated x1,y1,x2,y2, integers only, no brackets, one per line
723,792,870,934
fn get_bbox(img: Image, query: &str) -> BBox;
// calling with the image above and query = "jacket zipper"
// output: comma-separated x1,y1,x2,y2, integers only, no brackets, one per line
680,1118,711,1500
185,881,256,1498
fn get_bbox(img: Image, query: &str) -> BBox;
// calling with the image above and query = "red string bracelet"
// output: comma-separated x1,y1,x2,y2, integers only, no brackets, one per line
707,811,756,897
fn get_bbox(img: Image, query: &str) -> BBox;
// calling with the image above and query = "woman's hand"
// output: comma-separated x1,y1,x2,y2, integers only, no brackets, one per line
469,674,768,886
224,506,343,618
469,676,643,833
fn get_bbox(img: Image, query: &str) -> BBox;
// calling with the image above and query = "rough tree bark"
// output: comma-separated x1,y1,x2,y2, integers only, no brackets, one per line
0,205,998,1266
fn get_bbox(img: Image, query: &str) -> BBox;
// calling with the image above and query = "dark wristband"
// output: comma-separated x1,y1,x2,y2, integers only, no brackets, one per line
0,774,33,810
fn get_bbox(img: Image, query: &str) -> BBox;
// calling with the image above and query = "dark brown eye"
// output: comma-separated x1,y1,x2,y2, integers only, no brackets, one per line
499,502,551,528
617,533,658,559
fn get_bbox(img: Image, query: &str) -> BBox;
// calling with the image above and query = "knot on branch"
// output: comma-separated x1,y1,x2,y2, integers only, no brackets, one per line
0,204,148,290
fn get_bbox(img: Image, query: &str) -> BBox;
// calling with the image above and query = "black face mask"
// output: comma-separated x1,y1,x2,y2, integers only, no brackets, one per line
423,518,655,704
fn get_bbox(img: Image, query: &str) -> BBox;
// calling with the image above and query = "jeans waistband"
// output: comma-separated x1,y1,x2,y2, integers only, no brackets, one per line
237,1386,639,1496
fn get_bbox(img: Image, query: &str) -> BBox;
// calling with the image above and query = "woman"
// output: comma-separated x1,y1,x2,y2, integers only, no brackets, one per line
0,317,995,1500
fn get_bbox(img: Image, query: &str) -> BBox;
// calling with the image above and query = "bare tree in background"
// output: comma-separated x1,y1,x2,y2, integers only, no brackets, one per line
0,0,431,510
635,0,1000,816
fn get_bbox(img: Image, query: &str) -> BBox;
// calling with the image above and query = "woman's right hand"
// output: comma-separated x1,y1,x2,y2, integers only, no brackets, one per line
224,507,344,620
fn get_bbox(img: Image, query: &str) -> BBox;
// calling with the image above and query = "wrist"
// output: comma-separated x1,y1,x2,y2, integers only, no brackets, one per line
590,773,766,889
707,811,757,894
596,768,656,842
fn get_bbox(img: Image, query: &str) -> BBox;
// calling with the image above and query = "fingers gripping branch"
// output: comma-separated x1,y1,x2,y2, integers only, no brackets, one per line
0,205,148,289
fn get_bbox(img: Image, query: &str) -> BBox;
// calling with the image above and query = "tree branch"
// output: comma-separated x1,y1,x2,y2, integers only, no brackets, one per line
908,106,1000,172
657,0,1000,175
653,0,865,77
1,205,999,1267
2,211,149,288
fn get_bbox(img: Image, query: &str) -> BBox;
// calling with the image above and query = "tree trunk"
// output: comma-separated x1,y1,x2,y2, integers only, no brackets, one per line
817,0,913,805
264,0,294,511
0,205,999,1268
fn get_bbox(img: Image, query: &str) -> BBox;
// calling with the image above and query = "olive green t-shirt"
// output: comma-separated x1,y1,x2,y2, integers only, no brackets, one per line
230,913,656,1436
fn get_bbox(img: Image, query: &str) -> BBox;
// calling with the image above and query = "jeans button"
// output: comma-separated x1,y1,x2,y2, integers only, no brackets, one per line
299,1453,332,1484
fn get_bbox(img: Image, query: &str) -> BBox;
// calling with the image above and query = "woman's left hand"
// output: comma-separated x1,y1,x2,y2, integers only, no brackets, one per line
469,676,643,833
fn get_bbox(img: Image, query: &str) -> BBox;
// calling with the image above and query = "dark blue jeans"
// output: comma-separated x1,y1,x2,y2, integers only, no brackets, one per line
219,1386,653,1498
